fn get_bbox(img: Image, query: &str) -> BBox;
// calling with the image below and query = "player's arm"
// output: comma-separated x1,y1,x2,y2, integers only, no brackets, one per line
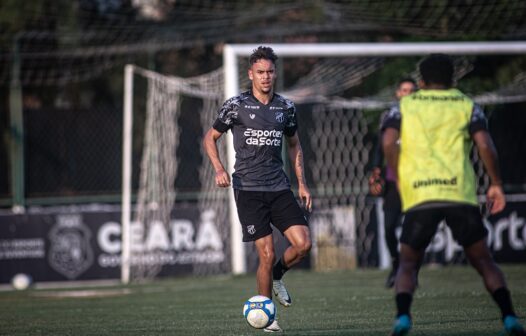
371,110,389,171
382,127,400,181
380,104,401,183
369,133,385,196
203,128,230,187
472,130,505,214
469,103,505,214
286,133,312,212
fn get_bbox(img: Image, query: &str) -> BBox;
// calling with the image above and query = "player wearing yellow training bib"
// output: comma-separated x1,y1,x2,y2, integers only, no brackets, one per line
384,88,484,211
382,54,525,336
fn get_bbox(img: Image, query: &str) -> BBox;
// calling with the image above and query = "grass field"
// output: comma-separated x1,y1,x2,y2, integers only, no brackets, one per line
0,265,525,336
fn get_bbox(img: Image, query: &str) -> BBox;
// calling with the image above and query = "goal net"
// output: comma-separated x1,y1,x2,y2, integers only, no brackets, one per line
121,65,228,282
122,42,526,282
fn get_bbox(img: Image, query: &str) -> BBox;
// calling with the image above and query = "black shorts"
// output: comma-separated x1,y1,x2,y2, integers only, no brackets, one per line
400,204,487,250
234,189,308,242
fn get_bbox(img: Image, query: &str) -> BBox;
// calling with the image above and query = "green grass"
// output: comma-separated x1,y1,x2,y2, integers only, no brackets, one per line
0,265,525,336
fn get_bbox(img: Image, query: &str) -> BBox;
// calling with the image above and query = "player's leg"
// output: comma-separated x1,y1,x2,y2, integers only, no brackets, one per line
235,190,284,332
254,235,283,333
464,239,525,334
383,181,403,288
269,190,310,307
254,234,276,299
281,225,312,269
384,210,402,288
465,242,525,335
254,239,283,333
395,243,424,295
391,207,442,335
390,243,424,336
446,206,525,335
234,189,274,297
271,225,310,307
465,239,506,292
270,190,311,271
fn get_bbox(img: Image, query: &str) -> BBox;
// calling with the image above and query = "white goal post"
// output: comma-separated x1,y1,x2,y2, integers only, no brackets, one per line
222,41,526,275
122,64,134,284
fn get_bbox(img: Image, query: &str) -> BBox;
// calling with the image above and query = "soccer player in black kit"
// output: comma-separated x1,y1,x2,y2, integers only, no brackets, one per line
368,78,416,288
203,46,312,333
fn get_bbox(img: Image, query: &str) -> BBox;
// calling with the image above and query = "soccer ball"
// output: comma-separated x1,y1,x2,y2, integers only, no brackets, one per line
243,295,276,329
11,273,32,290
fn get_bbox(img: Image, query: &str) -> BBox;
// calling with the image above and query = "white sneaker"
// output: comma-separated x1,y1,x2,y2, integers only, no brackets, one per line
272,280,292,307
264,320,283,333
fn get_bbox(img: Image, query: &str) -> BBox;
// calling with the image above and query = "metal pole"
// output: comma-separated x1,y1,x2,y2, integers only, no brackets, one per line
9,33,25,212
225,41,526,57
121,64,134,284
223,45,246,275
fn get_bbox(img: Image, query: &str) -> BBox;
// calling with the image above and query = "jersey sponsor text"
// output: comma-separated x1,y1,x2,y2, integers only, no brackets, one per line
413,177,457,189
244,128,282,146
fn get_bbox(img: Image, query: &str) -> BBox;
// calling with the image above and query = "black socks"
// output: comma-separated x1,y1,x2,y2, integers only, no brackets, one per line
395,292,413,318
492,287,516,320
272,258,289,280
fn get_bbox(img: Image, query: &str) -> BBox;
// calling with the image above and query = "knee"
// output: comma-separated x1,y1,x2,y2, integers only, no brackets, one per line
296,239,312,258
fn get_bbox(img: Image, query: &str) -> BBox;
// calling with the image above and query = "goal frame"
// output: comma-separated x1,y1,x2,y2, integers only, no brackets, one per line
222,41,526,275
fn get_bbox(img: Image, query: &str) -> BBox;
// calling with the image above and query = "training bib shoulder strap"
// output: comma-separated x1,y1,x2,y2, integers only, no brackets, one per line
398,89,478,211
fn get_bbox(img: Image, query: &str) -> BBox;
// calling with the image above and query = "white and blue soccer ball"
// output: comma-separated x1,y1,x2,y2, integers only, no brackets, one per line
243,295,276,329
11,273,32,290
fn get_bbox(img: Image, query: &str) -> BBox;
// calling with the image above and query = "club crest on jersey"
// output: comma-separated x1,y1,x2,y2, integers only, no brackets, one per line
249,113,256,119
247,225,256,235
275,111,284,123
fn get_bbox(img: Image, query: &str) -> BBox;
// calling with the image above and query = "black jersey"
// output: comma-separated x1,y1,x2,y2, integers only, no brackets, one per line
213,90,298,191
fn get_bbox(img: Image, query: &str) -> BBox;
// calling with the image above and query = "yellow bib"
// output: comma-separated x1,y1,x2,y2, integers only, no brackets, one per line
398,89,478,211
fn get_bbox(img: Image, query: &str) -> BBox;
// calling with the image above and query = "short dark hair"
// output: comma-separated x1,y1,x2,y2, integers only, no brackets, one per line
419,54,454,87
249,46,278,66
397,77,417,88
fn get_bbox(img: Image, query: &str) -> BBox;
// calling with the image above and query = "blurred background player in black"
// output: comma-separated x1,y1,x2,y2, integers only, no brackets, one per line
368,78,416,288
383,54,525,336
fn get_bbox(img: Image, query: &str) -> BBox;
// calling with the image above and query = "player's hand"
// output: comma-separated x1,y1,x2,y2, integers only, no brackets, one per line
486,184,506,215
298,184,312,212
214,169,231,188
368,167,384,196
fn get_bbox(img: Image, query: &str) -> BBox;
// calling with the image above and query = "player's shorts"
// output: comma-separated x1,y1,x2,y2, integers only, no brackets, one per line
234,189,308,242
400,204,487,250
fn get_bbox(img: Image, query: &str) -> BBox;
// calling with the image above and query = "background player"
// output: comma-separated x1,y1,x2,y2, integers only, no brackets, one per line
368,78,417,288
203,46,312,333
382,54,525,336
